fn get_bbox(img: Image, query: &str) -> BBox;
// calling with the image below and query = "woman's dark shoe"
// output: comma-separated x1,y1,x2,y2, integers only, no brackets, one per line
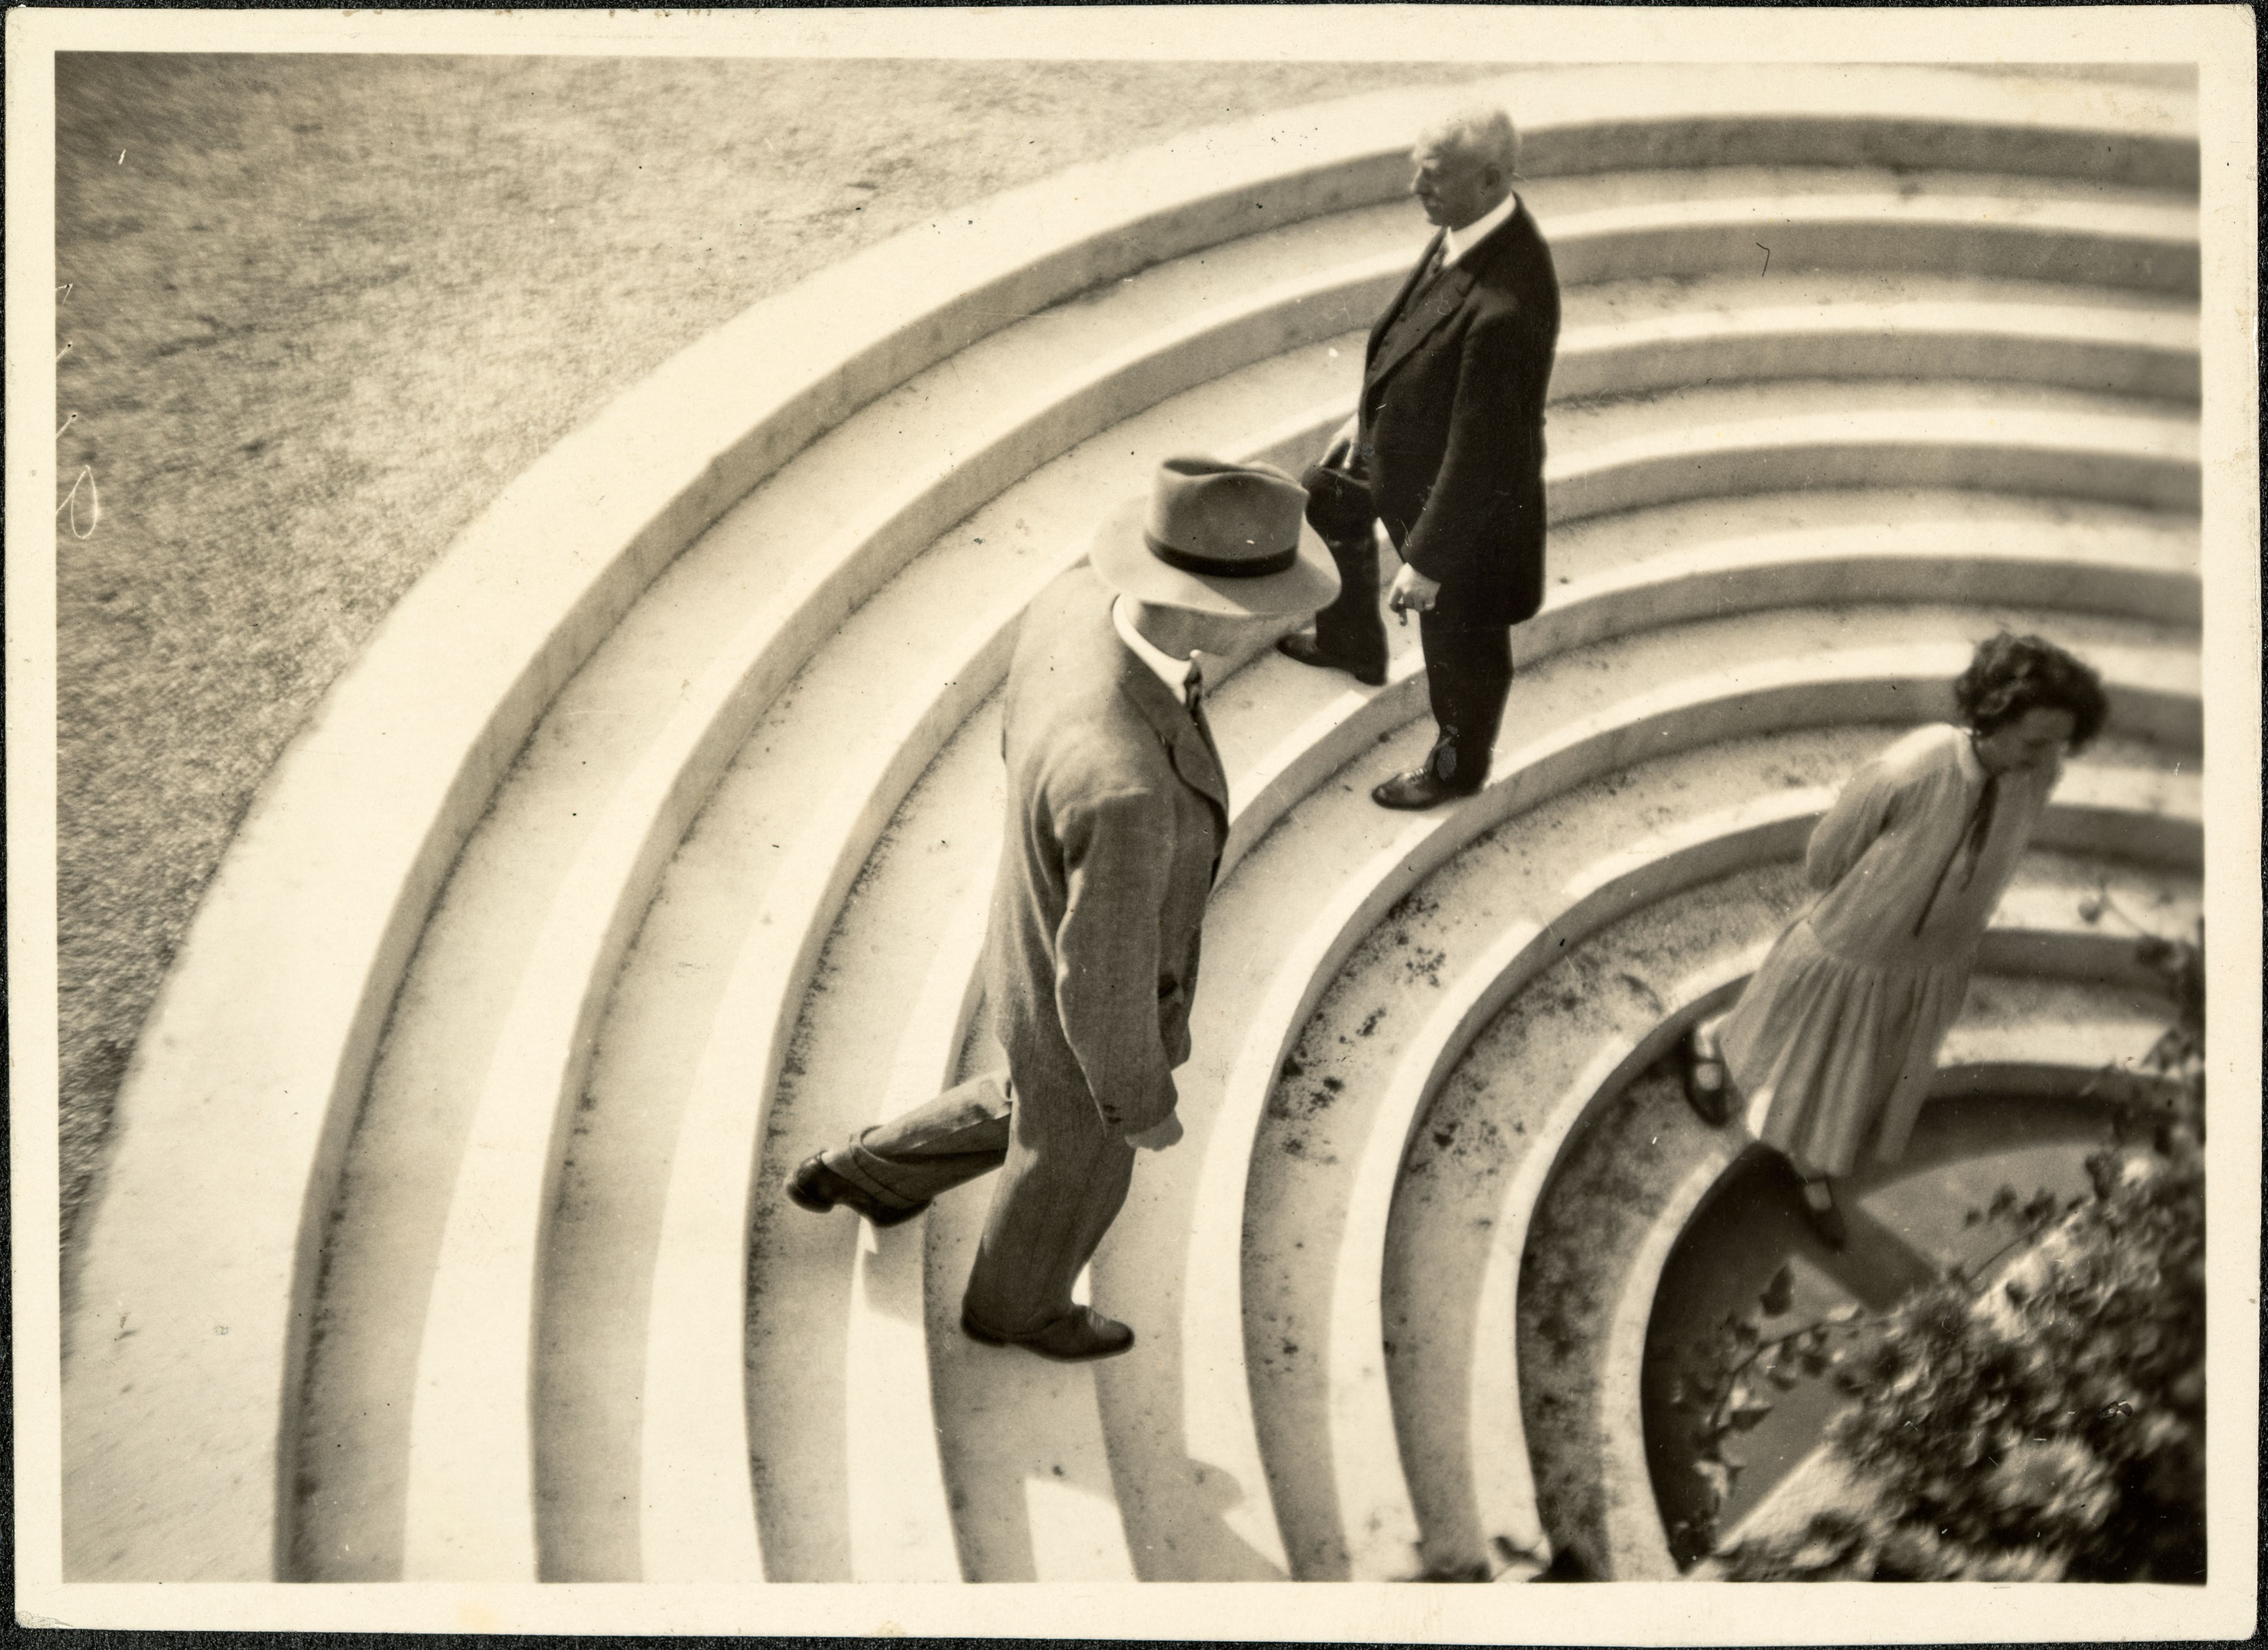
1682,1021,1730,1126
1799,1177,1848,1251
961,1304,1135,1362
784,1153,928,1227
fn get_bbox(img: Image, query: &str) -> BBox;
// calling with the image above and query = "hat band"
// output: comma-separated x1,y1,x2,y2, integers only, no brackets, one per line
1145,530,1298,580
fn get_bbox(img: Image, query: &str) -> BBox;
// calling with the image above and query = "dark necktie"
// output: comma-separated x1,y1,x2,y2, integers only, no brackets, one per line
1413,238,1447,295
1912,770,2001,937
1184,662,1218,746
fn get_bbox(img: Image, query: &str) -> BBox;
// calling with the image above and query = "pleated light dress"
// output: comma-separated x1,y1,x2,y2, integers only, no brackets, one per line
1720,723,2058,1178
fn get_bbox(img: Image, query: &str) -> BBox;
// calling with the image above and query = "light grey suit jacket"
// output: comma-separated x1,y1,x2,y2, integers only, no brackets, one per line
983,567,1227,1137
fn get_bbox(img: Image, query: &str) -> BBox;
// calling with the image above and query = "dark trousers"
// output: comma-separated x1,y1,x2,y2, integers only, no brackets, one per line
819,1068,1135,1336
1418,612,1514,790
1309,529,1390,677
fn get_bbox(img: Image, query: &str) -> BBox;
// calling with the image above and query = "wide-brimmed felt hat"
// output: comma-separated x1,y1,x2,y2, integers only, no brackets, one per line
1090,456,1340,618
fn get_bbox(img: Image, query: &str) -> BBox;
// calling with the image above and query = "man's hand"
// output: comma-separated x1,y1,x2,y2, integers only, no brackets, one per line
1126,1114,1184,1152
1387,563,1443,619
1326,414,1360,466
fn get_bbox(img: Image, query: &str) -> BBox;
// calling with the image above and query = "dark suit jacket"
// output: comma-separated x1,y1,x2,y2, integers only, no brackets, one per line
983,567,1227,1137
1359,200,1560,628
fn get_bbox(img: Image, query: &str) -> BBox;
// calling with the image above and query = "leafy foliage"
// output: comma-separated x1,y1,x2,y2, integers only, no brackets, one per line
1695,920,2206,1583
1667,1270,1865,1555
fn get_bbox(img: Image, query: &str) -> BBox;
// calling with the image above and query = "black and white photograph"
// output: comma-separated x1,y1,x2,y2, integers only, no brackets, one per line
10,5,2258,1639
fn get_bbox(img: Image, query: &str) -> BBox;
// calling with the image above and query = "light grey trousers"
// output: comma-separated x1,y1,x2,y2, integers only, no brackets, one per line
819,1067,1136,1336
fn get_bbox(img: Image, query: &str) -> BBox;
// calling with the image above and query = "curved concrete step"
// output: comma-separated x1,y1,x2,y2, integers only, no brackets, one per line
1249,729,2201,1580
1342,828,2199,1584
320,272,2204,1577
299,305,1367,1579
839,618,2193,1582
723,565,2192,1578
591,413,1354,1584
291,181,2200,1578
1515,952,2181,1579
308,227,1379,1586
69,68,2201,1578
269,224,2206,1581
1546,377,2197,520
1558,272,2197,404
1093,614,2189,1577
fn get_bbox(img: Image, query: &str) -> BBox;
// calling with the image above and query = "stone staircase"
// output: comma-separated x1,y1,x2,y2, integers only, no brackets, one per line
63,66,2199,1583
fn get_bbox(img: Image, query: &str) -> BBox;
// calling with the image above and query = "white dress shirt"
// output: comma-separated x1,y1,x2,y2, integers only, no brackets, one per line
1441,189,1521,268
1113,595,1200,702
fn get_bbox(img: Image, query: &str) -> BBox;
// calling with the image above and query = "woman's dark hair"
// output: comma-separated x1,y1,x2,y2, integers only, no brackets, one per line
1954,632,2109,753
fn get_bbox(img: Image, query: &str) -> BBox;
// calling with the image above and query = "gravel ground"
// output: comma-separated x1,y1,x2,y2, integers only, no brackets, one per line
52,55,1511,1265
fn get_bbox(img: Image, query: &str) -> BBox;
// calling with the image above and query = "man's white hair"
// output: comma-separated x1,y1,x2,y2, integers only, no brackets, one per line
1422,105,1520,177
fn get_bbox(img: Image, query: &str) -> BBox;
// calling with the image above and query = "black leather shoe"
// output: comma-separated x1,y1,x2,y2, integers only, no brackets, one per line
1277,632,1387,688
1683,1022,1731,1127
961,1304,1135,1362
784,1153,928,1228
1799,1178,1848,1251
1372,765,1481,810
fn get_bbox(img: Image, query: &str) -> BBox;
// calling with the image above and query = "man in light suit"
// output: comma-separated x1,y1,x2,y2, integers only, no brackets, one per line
1279,105,1560,809
786,457,1337,1361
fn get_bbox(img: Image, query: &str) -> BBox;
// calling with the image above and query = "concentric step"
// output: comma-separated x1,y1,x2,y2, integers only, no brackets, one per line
1515,950,2183,1578
1237,736,2199,1582
638,597,2196,1583
303,268,2202,1578
63,64,2202,1583
1071,619,2188,1574
716,576,2192,1582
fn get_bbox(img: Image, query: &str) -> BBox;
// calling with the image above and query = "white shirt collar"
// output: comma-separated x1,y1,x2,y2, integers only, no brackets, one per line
1441,190,1520,268
1112,595,1198,699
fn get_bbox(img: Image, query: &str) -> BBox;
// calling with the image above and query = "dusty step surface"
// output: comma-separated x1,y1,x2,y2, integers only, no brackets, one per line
1081,600,2190,1579
1242,710,2196,1582
62,64,2204,1588
1390,843,2198,1581
1241,726,1883,1581
521,351,2204,1570
1519,161,2191,223
1546,377,2196,517
1556,270,2197,403
1515,930,2184,1581
287,146,2204,1576
1533,487,2197,617
297,221,2209,1581
306,460,2195,1570
289,326,1357,1578
535,372,1362,1580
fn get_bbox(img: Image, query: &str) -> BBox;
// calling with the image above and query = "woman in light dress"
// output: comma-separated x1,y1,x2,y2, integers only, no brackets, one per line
1686,633,2110,1248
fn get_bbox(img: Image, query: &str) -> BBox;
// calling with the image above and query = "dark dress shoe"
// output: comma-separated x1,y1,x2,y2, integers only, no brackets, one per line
784,1153,928,1228
1277,633,1387,688
1372,765,1481,810
960,1304,1135,1362
1798,1178,1848,1251
1682,1022,1731,1127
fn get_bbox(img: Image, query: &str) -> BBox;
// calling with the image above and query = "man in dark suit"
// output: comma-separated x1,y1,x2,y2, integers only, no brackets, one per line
784,458,1337,1361
1279,106,1560,809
